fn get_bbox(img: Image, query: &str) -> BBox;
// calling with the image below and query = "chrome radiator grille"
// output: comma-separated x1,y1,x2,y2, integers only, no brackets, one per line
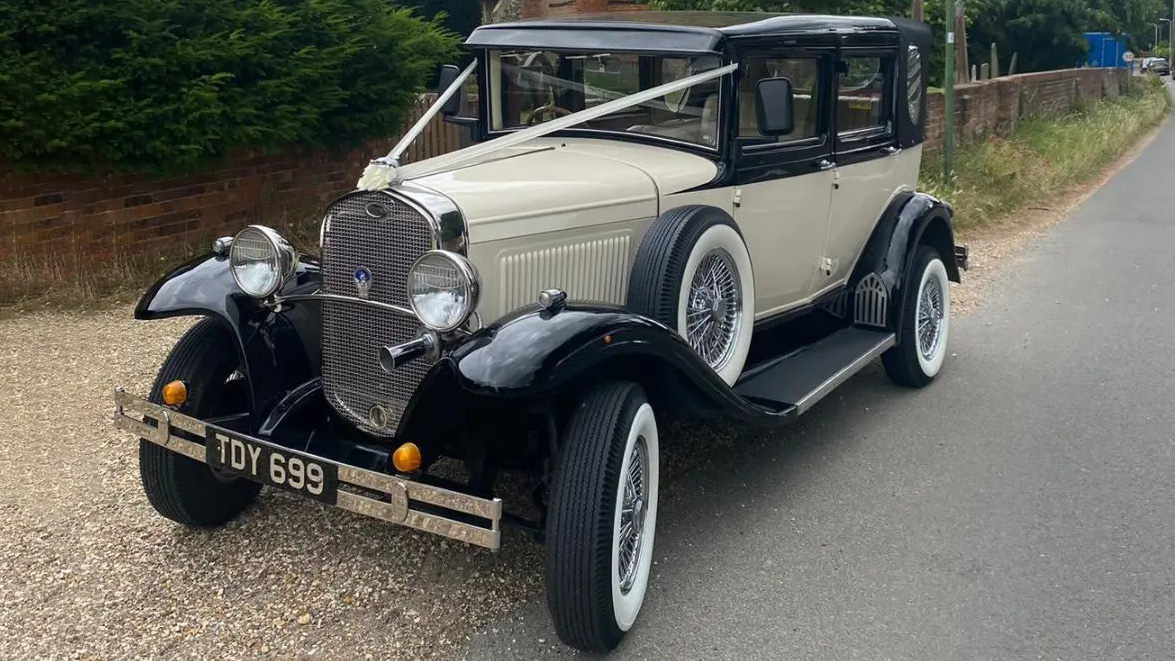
320,191,435,436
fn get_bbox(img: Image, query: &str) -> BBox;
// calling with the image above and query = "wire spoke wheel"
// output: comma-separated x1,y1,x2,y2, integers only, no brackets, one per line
685,248,742,372
617,435,649,594
916,273,944,360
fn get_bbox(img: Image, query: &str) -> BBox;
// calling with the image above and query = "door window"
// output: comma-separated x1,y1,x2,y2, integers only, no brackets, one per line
738,57,822,144
836,56,893,135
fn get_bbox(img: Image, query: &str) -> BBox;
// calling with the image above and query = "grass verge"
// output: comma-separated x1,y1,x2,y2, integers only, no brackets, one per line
920,76,1170,230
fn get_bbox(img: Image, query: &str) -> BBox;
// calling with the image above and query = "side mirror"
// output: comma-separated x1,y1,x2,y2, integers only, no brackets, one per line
755,77,795,136
436,64,462,118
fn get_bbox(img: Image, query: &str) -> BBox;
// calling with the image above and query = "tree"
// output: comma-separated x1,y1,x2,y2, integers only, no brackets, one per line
0,0,458,173
407,0,481,36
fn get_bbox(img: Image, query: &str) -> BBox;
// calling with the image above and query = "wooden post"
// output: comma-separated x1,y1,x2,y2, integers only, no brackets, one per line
912,0,924,21
1008,52,1018,76
979,63,990,80
990,42,999,77
955,1,969,83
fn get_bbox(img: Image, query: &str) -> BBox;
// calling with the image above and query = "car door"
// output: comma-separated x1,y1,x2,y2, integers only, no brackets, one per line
732,46,836,318
818,35,919,293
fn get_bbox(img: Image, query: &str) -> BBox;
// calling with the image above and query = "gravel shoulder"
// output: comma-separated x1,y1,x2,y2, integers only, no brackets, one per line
0,118,1163,660
0,312,544,660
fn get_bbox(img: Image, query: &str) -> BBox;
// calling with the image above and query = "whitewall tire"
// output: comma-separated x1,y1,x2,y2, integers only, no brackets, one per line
882,245,951,387
545,382,660,652
627,206,755,385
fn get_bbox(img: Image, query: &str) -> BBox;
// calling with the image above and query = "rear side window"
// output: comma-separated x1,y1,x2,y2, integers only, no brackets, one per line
837,56,894,135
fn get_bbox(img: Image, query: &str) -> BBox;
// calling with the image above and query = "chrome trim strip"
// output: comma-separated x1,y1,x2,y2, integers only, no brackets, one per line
274,292,414,317
394,183,468,254
792,333,897,414
113,388,502,550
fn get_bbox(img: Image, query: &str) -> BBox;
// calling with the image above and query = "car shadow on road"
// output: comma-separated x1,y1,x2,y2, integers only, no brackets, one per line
463,360,947,658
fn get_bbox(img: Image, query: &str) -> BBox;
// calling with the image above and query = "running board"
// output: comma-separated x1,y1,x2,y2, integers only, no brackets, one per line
735,327,896,414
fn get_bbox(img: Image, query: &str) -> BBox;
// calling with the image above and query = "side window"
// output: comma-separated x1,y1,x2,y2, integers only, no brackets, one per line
837,56,894,135
738,56,821,143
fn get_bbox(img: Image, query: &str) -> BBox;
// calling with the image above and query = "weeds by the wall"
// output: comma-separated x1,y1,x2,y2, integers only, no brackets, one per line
0,203,326,314
920,76,1170,230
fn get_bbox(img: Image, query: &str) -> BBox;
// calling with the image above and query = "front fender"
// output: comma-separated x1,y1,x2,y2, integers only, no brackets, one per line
135,253,322,425
403,304,787,427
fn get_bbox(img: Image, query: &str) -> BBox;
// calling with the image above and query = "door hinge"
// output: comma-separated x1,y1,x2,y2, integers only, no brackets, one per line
832,170,841,190
733,187,742,208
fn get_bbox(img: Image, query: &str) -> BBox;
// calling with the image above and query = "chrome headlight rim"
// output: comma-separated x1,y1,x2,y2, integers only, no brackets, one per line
229,224,298,299
407,249,480,333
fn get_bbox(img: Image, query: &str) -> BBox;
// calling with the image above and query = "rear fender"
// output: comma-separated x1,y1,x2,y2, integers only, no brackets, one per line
135,252,322,425
851,192,959,338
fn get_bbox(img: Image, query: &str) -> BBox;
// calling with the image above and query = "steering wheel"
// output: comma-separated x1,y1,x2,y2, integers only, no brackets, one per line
527,104,573,125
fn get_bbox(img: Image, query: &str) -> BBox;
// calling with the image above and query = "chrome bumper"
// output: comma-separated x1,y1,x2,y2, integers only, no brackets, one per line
113,389,502,549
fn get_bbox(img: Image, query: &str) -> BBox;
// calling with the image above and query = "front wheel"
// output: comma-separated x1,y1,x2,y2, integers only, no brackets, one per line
627,206,755,385
139,318,261,527
882,245,951,387
545,382,660,652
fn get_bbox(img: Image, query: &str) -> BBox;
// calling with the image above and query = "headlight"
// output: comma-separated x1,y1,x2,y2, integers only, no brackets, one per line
229,225,297,298
408,250,479,332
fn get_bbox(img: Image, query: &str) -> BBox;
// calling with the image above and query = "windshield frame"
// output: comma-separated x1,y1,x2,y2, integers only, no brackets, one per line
473,47,730,156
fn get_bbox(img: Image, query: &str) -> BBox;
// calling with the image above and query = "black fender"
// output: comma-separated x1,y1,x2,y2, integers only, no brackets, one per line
398,304,792,441
850,191,960,338
134,252,323,426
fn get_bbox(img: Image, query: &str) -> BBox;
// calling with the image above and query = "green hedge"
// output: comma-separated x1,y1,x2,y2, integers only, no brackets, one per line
0,0,459,173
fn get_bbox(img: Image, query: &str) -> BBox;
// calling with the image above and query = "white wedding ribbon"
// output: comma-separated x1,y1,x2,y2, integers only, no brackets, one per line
358,62,737,190
357,60,478,191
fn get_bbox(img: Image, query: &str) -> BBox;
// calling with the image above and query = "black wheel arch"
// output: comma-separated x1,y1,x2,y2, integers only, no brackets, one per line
850,192,960,340
134,252,323,427
397,304,788,446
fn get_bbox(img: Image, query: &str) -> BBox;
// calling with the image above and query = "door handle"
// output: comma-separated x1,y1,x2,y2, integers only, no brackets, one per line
816,159,835,171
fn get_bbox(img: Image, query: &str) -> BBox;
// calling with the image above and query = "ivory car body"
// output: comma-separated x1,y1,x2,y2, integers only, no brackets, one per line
114,12,965,654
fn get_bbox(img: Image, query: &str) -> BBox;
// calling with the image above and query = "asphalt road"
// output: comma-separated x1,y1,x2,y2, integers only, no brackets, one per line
462,118,1175,659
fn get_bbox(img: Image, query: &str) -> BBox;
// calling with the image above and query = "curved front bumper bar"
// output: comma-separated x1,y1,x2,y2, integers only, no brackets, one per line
112,388,502,549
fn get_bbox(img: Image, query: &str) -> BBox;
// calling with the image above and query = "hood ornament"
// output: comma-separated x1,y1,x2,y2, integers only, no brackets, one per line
353,267,373,299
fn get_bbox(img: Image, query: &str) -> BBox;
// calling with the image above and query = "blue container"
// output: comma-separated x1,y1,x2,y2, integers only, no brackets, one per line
1084,32,1129,68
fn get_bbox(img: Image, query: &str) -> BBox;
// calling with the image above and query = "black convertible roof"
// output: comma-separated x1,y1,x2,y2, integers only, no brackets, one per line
466,12,901,53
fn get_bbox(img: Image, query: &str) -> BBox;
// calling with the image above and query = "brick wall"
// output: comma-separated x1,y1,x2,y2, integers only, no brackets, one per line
0,95,466,264
923,67,1129,153
0,68,1130,265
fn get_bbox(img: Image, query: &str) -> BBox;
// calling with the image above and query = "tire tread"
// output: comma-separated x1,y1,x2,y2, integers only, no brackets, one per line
545,381,646,652
139,318,261,527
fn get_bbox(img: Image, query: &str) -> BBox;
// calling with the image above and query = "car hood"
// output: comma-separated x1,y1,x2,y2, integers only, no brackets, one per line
407,137,719,244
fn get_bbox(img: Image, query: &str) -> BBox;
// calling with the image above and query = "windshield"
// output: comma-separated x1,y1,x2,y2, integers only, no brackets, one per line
487,49,723,149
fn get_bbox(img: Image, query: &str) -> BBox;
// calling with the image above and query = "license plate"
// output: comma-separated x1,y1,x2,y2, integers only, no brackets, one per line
206,431,339,504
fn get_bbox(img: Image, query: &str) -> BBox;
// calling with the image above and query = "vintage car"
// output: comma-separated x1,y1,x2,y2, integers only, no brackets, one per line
113,12,965,652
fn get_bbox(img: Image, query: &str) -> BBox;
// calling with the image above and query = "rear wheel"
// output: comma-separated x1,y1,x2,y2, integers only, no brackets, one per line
545,382,659,652
139,318,261,527
882,246,951,387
